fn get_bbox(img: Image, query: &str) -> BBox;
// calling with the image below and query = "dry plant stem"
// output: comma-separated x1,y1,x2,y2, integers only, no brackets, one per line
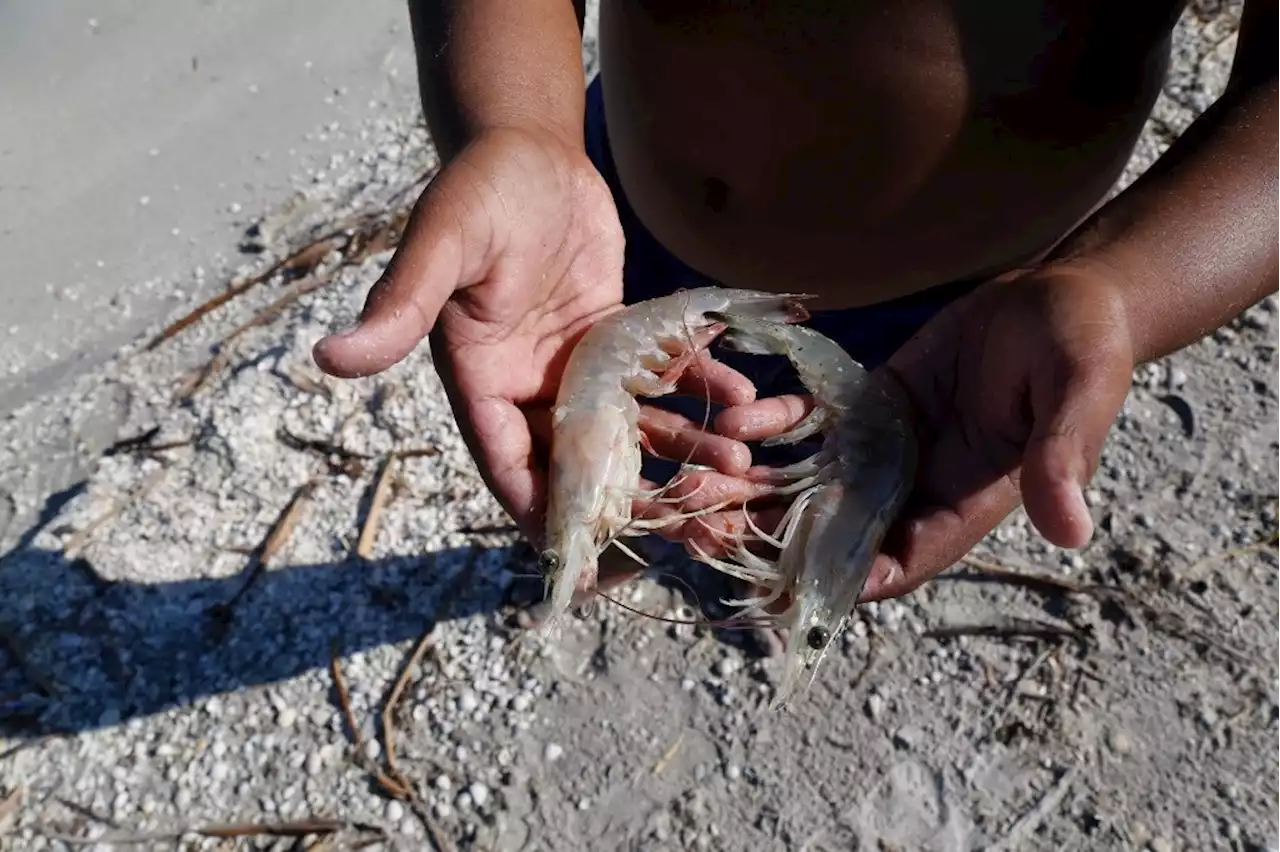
959,554,1096,596
987,767,1078,852
357,454,398,560
219,480,317,610
381,626,437,785
1181,532,1279,580
63,467,168,559
975,645,1057,746
924,620,1083,642
651,733,685,775
144,218,361,350
329,638,455,852
37,818,363,847
178,272,332,400
328,641,366,754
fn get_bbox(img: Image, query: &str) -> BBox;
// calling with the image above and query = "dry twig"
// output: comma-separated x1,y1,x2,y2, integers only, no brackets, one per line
328,637,455,852
211,480,317,615
651,733,685,775
145,222,356,351
177,273,332,399
924,619,1084,643
380,626,437,785
36,817,365,847
357,454,398,560
985,767,1078,852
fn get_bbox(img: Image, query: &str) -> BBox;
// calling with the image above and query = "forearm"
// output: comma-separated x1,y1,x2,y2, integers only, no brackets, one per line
1052,64,1278,364
408,0,588,162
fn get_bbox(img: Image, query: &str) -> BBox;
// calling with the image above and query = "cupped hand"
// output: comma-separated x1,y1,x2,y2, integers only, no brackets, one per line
665,263,1137,601
313,127,753,542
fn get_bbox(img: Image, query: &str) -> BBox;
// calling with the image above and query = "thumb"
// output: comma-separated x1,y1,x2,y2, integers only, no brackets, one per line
1020,355,1131,549
313,166,497,378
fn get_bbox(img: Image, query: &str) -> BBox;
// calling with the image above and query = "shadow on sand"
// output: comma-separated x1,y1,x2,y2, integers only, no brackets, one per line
0,485,761,743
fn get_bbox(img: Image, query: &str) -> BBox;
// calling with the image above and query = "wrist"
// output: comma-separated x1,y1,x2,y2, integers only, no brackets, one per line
1044,243,1163,366
409,0,587,162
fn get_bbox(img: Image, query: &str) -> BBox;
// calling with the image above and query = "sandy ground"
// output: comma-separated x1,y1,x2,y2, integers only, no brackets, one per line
0,0,417,416
0,2,1276,851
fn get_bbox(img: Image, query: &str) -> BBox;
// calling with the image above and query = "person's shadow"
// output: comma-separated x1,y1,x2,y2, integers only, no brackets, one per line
0,479,548,743
0,482,760,745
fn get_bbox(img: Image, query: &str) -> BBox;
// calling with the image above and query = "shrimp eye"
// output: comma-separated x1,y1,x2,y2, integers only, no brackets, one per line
538,550,561,575
805,626,830,650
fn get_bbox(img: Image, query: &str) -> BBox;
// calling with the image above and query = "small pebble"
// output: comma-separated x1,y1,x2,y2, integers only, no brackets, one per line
1107,728,1133,755
1149,838,1174,852
469,782,490,808
459,690,479,713
363,740,381,761
385,800,405,822
277,707,297,728
544,743,563,762
714,656,739,678
892,725,922,751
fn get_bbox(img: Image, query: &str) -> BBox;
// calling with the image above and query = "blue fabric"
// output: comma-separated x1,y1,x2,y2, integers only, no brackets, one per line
582,75,974,477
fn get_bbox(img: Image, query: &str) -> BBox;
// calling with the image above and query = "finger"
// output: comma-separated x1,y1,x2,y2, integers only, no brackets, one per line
1020,356,1130,549
628,471,779,534
639,408,752,475
860,488,1018,602
715,394,815,441
313,166,493,378
461,395,547,544
674,356,757,407
859,406,1024,602
658,468,781,513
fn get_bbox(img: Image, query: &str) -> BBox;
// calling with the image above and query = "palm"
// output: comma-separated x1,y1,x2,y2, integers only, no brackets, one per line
875,271,1132,597
316,127,626,535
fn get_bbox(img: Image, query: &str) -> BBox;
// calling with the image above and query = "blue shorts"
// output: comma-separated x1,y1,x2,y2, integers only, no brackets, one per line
582,76,973,477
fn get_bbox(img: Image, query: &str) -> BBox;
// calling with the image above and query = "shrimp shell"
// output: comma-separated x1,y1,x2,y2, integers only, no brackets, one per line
539,287,813,626
693,313,917,709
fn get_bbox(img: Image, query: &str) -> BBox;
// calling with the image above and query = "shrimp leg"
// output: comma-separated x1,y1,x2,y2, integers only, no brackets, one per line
760,406,829,447
745,454,824,484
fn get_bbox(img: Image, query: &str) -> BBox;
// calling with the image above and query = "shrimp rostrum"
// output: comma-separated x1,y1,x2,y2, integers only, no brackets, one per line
689,311,918,710
539,287,813,625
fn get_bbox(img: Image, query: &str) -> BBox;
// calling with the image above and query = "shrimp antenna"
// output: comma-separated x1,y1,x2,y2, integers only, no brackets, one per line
595,589,778,630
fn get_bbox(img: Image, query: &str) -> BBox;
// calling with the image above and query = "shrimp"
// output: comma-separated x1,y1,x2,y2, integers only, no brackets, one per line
539,287,814,626
688,312,917,710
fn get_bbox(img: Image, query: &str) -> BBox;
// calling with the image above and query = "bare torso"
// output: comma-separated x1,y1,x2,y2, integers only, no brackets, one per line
598,0,1184,308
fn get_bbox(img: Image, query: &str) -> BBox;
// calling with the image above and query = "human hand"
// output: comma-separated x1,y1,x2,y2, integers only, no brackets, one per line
313,127,753,542
663,262,1136,601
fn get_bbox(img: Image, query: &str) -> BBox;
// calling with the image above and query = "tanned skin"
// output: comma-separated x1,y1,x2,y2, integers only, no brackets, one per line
314,0,1277,602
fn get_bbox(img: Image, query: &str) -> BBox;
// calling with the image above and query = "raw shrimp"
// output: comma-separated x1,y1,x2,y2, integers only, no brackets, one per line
689,312,917,709
539,287,813,625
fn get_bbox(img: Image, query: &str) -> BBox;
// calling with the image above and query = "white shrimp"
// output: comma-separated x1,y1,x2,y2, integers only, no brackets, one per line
687,312,917,709
539,287,813,626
